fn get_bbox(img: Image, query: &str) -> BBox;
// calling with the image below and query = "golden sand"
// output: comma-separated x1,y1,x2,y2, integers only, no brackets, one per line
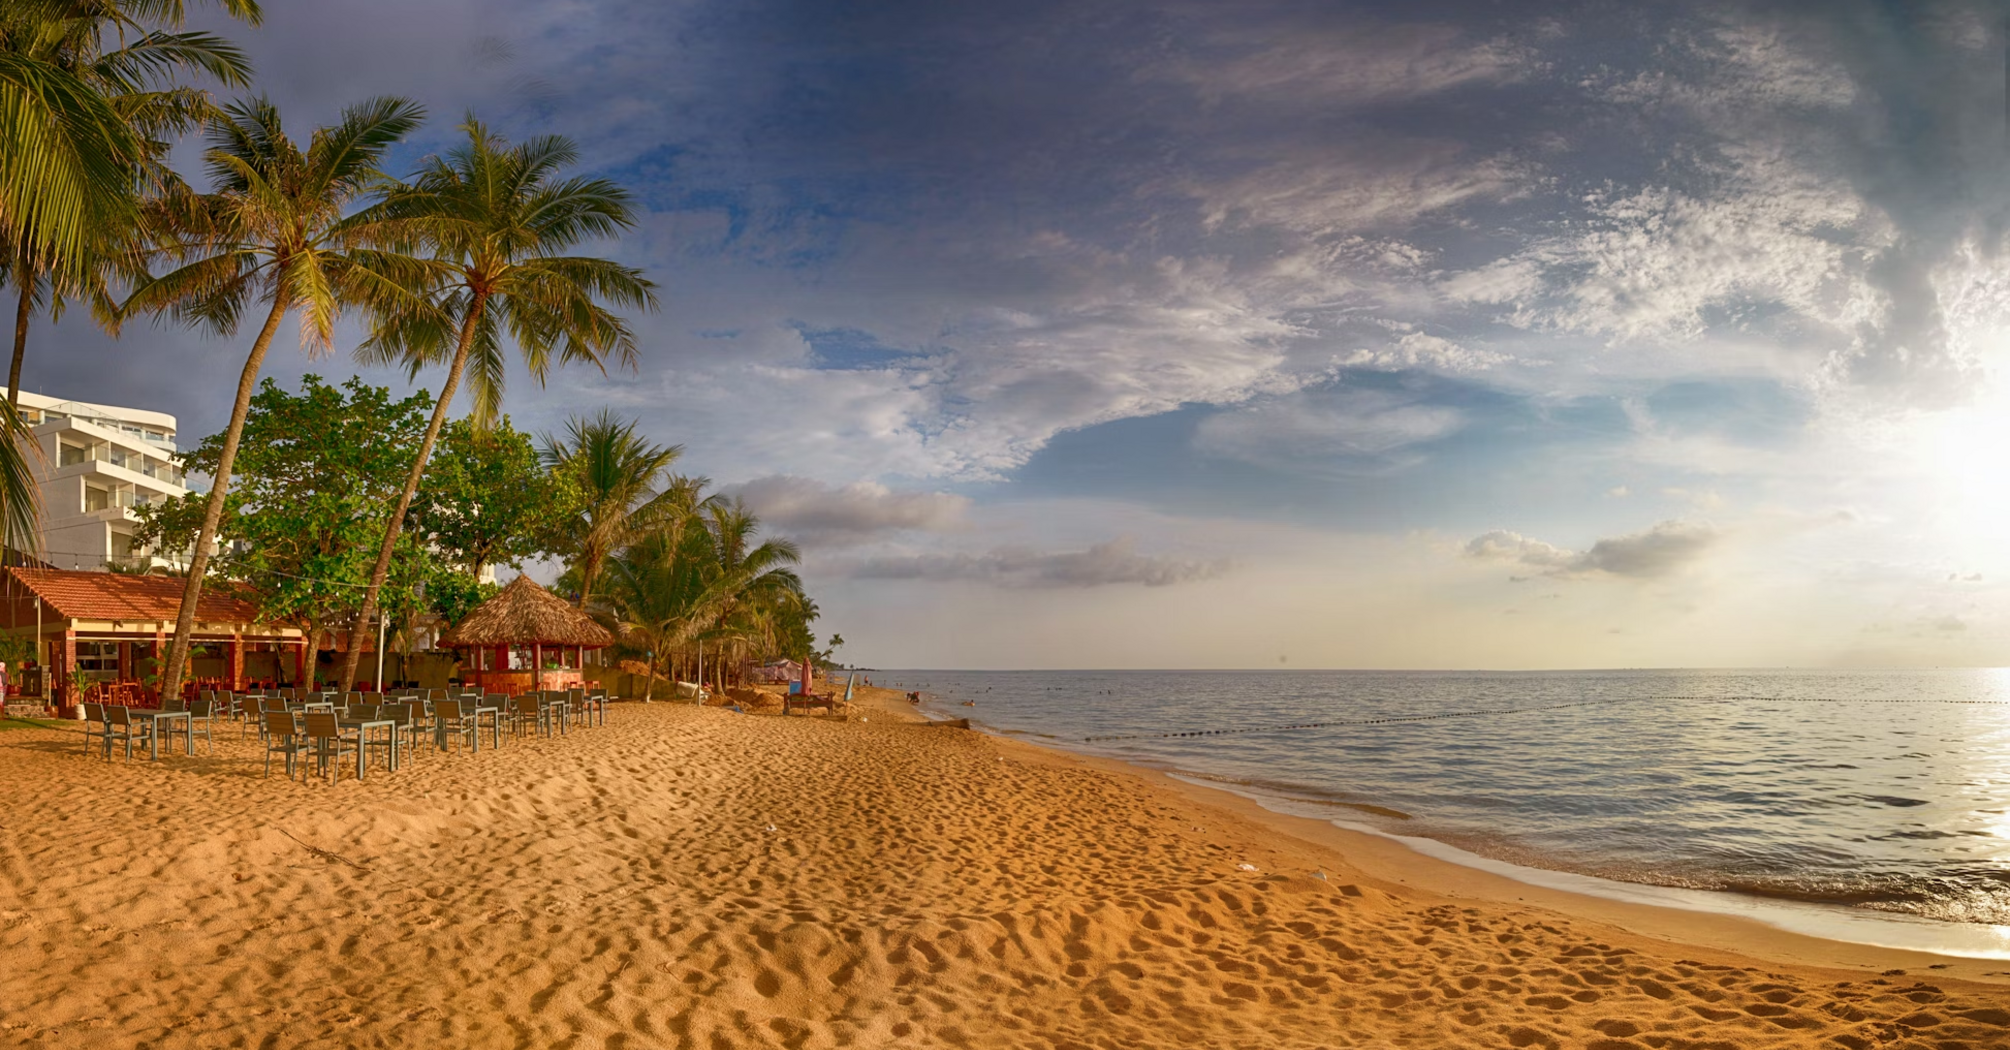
1,688,2006,1048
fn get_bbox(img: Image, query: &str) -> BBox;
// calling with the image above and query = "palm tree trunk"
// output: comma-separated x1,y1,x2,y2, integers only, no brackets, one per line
9,276,30,408
339,296,487,689
642,652,657,704
160,296,289,704
575,547,601,609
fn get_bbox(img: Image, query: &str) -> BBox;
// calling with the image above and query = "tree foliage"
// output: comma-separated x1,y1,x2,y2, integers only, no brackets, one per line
592,487,811,690
410,414,572,582
0,0,261,272
132,375,438,645
120,93,429,700
540,408,683,609
336,116,659,689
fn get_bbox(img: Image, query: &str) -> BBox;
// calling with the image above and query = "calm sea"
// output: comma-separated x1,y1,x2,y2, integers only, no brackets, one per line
881,669,2010,957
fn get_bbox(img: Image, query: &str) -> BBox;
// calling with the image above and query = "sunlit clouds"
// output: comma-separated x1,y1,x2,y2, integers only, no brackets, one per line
33,0,2010,667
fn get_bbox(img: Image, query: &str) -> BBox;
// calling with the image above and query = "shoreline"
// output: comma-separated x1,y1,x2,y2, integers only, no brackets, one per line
880,690,2010,985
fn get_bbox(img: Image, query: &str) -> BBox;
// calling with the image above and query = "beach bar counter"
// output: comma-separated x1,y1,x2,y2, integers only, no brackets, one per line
439,576,613,698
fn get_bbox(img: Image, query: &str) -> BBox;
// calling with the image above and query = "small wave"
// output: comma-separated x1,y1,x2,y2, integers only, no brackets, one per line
1857,795,1931,808
1278,796,1413,820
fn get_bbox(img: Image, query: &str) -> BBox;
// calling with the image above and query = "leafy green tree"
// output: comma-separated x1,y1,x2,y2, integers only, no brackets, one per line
410,414,571,582
121,95,429,702
132,375,439,684
339,117,658,689
420,568,496,629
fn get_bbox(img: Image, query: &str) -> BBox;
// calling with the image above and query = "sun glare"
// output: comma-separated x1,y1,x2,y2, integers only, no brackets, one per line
1912,367,2010,558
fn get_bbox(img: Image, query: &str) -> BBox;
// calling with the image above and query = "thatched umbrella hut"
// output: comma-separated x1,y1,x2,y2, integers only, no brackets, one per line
439,576,614,696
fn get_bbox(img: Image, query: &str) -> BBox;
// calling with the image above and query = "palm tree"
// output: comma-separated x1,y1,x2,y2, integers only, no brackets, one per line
694,500,803,691
120,95,430,704
596,525,717,702
0,0,257,409
541,409,684,609
0,1,257,563
338,116,658,689
0,0,260,277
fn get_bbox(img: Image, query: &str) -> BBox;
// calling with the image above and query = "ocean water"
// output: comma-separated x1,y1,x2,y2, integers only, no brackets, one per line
881,669,2010,955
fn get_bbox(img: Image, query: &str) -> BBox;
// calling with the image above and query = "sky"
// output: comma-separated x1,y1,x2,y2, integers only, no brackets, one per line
28,0,2010,669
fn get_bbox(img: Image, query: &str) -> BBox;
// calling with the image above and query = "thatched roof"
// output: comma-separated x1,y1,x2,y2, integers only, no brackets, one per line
438,576,614,649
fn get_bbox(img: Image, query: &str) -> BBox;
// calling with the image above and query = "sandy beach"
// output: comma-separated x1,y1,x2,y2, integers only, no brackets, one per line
2,689,2007,1049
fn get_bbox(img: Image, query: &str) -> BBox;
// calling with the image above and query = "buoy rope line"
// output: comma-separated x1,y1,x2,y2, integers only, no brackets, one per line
1077,693,2010,743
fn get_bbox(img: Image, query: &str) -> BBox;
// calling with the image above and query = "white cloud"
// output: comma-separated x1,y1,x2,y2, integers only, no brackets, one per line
843,537,1231,589
1157,20,1533,107
1182,140,1527,237
1467,520,1719,579
729,475,969,548
1195,386,1464,470
1342,331,1513,373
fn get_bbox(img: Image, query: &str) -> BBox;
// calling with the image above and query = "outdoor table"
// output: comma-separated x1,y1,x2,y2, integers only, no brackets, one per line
539,695,570,736
431,704,501,752
472,703,504,749
338,717,399,778
133,709,193,760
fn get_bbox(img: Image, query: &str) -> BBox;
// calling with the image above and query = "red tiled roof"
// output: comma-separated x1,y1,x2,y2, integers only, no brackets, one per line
5,567,268,625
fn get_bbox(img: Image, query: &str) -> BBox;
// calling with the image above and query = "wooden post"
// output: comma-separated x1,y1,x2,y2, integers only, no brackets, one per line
60,630,76,708
533,642,542,693
229,632,244,691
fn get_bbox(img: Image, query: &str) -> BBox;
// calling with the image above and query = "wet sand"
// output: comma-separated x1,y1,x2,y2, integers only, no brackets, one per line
1,690,2006,1048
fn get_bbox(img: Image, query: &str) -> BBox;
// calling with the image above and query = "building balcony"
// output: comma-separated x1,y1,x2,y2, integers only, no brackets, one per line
44,458,187,498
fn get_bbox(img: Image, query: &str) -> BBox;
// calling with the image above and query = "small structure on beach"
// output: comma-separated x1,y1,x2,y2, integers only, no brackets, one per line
438,575,612,697
0,567,309,713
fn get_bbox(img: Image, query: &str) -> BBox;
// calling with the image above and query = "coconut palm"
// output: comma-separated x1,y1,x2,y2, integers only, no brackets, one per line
0,0,257,408
120,94,430,703
691,500,803,690
0,0,260,277
337,116,658,689
596,525,718,702
541,409,685,610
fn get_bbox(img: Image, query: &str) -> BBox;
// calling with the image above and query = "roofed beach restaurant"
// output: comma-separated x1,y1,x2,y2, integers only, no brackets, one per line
0,567,308,715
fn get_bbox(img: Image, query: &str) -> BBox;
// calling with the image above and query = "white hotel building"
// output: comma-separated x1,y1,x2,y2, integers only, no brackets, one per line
9,390,189,571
